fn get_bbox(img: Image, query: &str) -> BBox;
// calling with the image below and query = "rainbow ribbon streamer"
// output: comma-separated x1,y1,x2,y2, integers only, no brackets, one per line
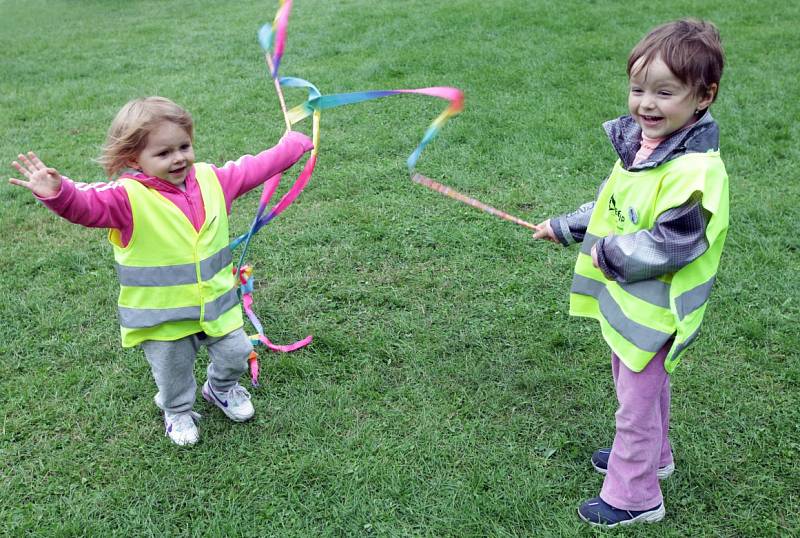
229,0,315,382
282,84,464,170
233,0,464,255
232,1,465,384
258,0,291,78
230,1,321,251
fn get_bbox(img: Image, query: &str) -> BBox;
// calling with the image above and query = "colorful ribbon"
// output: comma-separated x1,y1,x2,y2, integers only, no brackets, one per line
230,0,314,386
258,0,292,78
235,265,312,387
236,0,465,256
283,85,464,170
231,6,322,250
233,1,465,385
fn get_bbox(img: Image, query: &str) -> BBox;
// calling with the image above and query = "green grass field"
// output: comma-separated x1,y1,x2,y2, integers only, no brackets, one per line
1,0,799,535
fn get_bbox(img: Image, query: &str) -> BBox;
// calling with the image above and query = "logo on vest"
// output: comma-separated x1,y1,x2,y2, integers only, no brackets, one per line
608,194,625,224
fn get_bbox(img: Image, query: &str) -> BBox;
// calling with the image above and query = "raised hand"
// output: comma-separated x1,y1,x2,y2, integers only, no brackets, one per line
9,152,62,198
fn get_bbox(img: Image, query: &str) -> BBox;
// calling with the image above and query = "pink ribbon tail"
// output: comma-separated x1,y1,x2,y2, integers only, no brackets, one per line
256,333,313,352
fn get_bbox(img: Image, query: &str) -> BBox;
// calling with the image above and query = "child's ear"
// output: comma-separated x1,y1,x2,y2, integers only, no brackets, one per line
697,83,718,112
126,159,141,171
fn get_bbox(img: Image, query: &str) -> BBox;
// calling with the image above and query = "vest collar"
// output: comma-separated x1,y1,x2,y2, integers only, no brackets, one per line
119,166,198,193
603,111,720,171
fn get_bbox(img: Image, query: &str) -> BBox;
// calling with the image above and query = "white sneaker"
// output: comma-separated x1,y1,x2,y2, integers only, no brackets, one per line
202,381,254,422
164,410,201,446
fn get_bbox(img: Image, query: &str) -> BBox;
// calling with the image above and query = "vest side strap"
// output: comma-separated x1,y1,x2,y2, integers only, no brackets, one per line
580,233,601,255
668,325,701,363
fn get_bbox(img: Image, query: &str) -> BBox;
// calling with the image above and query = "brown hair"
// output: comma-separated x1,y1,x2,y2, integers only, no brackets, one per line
98,96,193,177
627,19,725,102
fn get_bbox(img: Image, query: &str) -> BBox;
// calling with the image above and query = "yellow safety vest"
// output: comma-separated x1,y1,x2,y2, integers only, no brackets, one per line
570,151,729,373
109,163,243,347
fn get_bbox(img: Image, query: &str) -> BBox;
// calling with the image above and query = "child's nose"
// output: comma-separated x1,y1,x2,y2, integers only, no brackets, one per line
640,93,656,109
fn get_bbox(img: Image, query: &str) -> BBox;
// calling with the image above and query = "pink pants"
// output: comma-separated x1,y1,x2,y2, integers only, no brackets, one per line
600,343,674,510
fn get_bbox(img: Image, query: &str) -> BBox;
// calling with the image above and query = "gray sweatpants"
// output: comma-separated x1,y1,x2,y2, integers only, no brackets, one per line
140,328,254,414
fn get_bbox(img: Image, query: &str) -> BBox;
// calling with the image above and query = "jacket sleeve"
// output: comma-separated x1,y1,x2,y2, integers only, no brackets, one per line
549,176,610,246
595,193,711,283
36,176,133,230
213,131,314,212
550,201,594,245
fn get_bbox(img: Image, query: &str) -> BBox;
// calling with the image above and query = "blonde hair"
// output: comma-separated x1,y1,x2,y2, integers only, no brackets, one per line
98,96,193,177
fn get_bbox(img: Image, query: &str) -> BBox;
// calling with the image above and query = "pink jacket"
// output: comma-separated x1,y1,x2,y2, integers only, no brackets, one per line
38,131,313,246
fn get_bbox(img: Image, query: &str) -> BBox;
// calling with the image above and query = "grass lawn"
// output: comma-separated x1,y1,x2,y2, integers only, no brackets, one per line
1,0,798,535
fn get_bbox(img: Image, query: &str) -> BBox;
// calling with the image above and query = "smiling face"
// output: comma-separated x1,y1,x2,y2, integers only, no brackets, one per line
628,55,715,139
130,120,195,185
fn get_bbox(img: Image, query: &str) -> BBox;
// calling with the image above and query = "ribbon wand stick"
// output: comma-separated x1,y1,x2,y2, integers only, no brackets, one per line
266,54,292,131
412,173,537,231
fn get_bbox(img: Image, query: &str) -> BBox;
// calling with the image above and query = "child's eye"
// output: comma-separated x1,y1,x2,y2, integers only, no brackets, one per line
630,88,643,95
157,151,168,157
180,144,190,150
658,91,673,97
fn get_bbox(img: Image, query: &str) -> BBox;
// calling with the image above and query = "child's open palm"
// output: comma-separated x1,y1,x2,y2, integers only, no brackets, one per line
9,152,62,198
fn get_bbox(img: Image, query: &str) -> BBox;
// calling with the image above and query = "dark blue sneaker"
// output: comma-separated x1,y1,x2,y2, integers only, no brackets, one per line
578,496,665,527
591,447,675,479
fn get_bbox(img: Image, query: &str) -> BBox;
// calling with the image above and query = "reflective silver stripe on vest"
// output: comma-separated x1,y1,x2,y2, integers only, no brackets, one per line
118,304,201,328
118,287,239,329
203,287,240,322
675,276,715,321
116,247,233,287
620,279,670,309
581,233,601,254
116,261,196,287
571,274,672,352
200,248,233,282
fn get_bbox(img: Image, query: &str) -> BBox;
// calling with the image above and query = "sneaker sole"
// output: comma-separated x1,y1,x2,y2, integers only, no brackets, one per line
202,384,253,422
166,432,199,446
592,461,675,479
578,503,666,528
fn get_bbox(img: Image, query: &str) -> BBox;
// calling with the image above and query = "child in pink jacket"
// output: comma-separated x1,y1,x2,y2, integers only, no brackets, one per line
10,96,313,446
